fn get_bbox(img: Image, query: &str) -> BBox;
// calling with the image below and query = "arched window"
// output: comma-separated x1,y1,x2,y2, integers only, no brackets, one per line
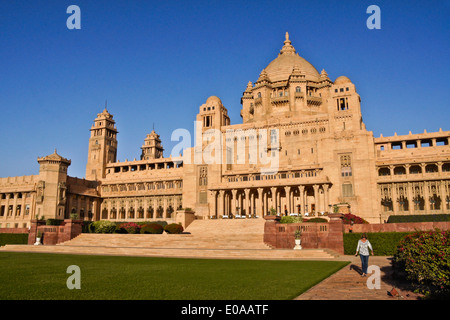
296,86,301,93
394,167,406,175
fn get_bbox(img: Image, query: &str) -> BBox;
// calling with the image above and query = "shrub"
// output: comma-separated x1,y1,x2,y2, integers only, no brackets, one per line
392,229,450,297
118,222,141,234
164,223,184,234
387,214,450,223
279,216,303,224
342,213,369,224
90,220,117,234
45,219,64,226
304,218,328,223
140,223,164,234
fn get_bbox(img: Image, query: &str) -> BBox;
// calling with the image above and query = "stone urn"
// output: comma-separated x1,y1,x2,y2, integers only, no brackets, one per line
34,236,42,245
294,238,302,250
294,229,302,250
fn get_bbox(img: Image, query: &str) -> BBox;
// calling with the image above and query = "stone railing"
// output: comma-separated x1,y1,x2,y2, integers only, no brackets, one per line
28,219,83,245
264,213,344,254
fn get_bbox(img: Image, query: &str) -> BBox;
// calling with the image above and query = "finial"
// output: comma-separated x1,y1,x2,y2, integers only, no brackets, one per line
280,32,295,54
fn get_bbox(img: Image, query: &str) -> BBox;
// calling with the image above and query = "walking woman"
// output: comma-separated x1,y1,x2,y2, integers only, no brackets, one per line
355,233,374,276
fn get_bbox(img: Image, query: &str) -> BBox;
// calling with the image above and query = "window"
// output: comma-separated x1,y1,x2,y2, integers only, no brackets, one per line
296,86,301,93
342,184,353,197
341,155,352,177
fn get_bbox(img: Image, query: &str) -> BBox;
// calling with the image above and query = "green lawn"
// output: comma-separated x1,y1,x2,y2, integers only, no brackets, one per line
0,252,348,300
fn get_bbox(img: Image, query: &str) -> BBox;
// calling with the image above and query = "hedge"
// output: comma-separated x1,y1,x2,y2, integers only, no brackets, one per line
140,223,164,234
344,232,413,256
0,233,28,246
387,214,450,223
164,223,184,234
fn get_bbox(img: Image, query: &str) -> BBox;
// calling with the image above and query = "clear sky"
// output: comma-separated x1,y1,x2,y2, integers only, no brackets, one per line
0,0,449,179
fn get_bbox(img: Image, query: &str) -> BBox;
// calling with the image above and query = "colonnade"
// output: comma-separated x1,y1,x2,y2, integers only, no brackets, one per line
210,184,331,218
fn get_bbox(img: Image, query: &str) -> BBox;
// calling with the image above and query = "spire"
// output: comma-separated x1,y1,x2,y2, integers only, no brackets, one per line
280,31,296,55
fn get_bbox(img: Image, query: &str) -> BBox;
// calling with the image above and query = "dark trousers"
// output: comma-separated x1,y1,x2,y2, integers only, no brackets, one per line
360,254,369,274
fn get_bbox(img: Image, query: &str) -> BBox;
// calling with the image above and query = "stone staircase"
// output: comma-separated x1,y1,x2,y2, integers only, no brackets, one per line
0,219,339,260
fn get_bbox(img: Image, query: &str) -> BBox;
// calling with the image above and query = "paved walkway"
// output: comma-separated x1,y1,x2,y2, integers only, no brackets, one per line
295,255,423,300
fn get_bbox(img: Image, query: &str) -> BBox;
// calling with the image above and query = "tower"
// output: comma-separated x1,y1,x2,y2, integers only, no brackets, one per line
85,107,118,180
141,130,164,160
36,150,71,219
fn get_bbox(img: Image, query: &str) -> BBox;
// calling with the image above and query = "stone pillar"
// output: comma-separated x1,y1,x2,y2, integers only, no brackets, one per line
284,186,291,214
244,188,250,216
231,189,237,216
313,185,319,214
257,188,263,217
440,180,446,213
423,181,430,212
271,187,276,213
299,185,305,215
163,197,168,219
12,193,18,218
392,184,398,214
405,182,413,214
218,190,225,218
211,190,217,218
322,184,330,212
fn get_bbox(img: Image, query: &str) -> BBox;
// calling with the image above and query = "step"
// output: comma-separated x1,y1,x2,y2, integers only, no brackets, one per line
0,244,336,260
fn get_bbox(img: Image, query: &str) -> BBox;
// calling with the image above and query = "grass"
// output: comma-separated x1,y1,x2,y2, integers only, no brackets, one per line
0,252,348,300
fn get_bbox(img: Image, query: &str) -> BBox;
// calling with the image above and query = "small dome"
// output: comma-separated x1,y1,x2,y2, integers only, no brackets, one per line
206,96,222,105
334,76,352,84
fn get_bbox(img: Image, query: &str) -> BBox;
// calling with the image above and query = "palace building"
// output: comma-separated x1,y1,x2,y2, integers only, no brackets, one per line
1,33,449,229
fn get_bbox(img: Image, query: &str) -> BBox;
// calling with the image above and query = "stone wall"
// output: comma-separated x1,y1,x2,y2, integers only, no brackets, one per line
264,213,344,254
344,221,450,233
27,219,83,245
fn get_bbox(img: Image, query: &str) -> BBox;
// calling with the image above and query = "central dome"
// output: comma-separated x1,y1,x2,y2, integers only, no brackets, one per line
263,33,320,82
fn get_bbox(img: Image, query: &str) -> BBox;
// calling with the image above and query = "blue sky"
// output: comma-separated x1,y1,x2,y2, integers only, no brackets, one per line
0,0,449,178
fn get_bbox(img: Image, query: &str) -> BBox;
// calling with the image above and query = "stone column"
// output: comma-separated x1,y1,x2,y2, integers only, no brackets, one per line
163,197,168,219
440,180,446,213
313,185,319,214
231,189,237,216
299,186,305,215
211,190,217,218
423,181,430,212
284,186,291,213
12,193,18,217
406,182,413,214
271,187,276,213
392,184,398,214
244,189,250,216
323,184,329,213
218,190,225,218
257,188,263,217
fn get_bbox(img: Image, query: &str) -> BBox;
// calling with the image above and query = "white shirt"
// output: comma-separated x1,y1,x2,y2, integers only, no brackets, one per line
356,239,373,256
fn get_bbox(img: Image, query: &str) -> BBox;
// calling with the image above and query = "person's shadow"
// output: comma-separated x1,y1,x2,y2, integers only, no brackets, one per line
349,264,363,275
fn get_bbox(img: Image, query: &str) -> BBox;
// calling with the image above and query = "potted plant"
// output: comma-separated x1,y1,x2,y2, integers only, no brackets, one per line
294,229,302,250
34,230,43,245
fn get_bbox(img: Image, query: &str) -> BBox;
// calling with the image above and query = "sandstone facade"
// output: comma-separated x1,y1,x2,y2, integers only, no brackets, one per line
1,33,449,228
